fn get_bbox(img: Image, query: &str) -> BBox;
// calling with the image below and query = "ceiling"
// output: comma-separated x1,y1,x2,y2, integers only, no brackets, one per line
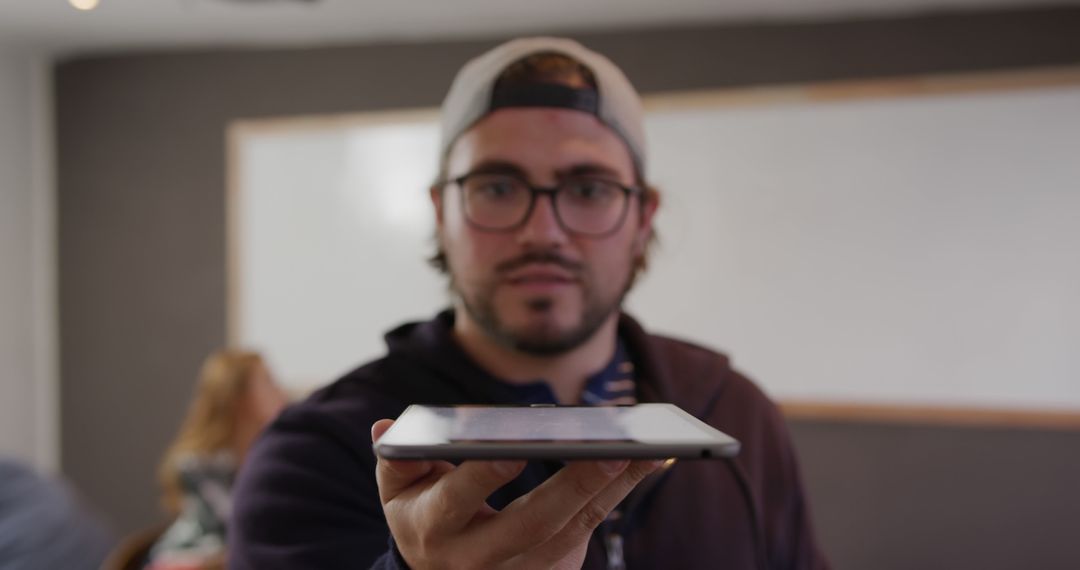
0,0,1073,55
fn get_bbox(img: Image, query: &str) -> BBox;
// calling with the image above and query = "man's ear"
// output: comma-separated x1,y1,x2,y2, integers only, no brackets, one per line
635,187,660,254
430,185,445,226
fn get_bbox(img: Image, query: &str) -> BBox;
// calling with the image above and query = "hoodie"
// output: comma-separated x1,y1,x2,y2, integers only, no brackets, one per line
228,311,829,569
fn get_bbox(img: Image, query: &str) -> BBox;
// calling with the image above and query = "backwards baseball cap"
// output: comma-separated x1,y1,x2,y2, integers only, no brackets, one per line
439,37,647,177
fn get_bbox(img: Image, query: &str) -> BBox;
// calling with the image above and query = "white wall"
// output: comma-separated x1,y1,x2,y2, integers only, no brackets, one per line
0,47,57,472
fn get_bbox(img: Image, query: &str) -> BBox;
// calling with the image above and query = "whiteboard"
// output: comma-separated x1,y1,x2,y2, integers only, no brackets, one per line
231,79,1080,411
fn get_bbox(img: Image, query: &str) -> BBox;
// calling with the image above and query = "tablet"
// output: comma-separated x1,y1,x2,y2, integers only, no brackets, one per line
373,404,741,460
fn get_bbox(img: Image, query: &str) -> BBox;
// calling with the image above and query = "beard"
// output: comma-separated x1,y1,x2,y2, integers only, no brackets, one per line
450,248,638,356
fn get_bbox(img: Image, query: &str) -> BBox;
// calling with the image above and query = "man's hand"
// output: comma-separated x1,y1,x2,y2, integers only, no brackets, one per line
372,419,661,570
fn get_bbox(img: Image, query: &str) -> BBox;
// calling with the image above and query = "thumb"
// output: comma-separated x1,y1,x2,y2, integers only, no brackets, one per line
371,418,395,443
372,418,437,503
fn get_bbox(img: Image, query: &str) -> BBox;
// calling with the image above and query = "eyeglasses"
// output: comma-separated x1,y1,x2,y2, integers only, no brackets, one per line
443,172,643,237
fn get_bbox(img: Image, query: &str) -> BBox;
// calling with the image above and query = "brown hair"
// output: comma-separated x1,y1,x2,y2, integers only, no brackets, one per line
495,51,598,90
157,349,263,514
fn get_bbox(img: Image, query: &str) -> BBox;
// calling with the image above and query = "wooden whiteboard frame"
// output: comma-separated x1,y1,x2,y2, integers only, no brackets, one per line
226,65,1080,429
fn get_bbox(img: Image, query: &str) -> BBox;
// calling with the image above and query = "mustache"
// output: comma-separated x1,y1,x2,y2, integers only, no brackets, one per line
496,251,584,275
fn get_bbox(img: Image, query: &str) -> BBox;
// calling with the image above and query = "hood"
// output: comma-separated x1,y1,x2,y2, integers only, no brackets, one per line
381,309,732,417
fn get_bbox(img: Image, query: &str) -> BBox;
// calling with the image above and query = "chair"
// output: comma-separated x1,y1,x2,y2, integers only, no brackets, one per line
100,522,169,570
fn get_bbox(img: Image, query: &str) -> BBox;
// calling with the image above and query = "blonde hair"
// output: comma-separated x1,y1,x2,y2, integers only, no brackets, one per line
157,349,263,515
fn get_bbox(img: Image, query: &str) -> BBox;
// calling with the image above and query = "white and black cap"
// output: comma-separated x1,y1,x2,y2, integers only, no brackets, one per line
439,37,647,177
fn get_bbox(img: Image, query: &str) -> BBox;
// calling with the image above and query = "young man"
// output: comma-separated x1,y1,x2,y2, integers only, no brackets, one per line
229,37,829,570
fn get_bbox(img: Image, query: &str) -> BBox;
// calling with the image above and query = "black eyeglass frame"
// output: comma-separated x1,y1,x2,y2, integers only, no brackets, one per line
441,172,646,238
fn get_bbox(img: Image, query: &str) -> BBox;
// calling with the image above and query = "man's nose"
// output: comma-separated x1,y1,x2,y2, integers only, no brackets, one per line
516,193,569,246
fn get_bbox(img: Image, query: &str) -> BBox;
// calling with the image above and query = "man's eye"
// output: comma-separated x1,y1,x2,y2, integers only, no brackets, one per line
565,180,616,200
468,178,520,199
483,182,515,196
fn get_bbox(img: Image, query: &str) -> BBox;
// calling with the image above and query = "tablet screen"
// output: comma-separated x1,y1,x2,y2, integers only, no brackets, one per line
384,405,719,444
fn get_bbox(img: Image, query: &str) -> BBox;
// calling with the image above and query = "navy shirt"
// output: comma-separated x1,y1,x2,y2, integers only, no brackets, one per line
504,340,637,406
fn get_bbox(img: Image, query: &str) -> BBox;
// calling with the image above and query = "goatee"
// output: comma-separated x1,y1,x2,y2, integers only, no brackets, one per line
451,249,636,356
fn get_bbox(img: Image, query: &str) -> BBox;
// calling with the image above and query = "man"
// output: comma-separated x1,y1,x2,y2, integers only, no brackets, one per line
230,37,828,569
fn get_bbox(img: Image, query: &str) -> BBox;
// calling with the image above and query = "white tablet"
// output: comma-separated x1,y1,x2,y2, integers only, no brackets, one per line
374,404,740,460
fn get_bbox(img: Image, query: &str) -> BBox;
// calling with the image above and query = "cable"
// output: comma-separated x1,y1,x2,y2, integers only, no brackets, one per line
725,457,768,570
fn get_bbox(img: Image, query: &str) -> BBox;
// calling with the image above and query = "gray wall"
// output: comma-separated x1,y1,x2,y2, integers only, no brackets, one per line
789,421,1080,569
56,6,1080,568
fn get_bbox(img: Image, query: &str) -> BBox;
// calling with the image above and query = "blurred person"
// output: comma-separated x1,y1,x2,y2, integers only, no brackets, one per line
231,38,829,569
0,457,113,570
144,350,287,570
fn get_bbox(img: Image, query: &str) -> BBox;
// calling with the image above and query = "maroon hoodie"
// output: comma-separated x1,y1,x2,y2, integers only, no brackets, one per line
229,311,830,569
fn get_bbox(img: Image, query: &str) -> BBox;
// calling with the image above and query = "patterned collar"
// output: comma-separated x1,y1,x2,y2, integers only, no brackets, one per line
498,339,637,406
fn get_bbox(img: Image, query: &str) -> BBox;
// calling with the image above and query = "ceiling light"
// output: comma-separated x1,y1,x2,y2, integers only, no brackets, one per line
69,0,100,10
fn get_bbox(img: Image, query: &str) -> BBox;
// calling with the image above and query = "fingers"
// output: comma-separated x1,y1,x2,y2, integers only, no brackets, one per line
371,419,526,533
371,414,664,569
372,419,444,503
478,460,633,558
535,459,663,559
429,460,526,529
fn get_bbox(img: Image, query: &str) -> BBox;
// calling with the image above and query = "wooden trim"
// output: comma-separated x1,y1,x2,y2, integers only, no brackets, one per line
226,66,1080,136
224,124,243,348
781,400,1080,430
643,65,1080,112
229,108,439,138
